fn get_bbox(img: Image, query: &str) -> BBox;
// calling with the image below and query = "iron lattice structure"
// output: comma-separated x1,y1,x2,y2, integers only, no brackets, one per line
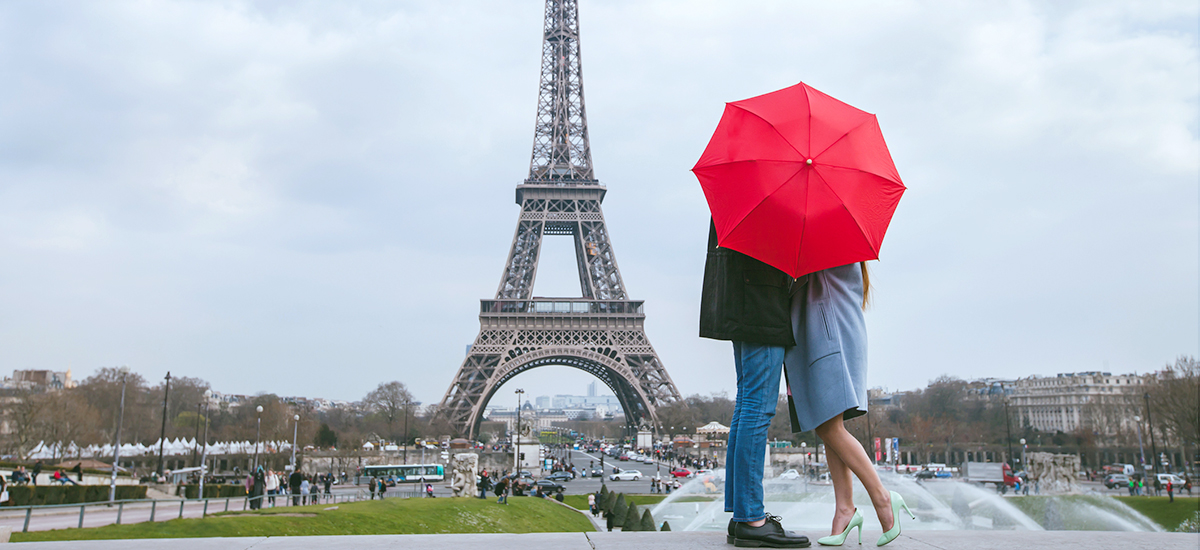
438,0,681,438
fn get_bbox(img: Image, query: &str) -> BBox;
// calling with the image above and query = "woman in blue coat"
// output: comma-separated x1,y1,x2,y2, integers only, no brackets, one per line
784,263,913,547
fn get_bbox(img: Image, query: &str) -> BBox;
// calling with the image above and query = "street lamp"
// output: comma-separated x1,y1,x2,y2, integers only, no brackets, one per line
199,389,212,499
1133,415,1146,472
514,389,524,473
1004,398,1015,470
156,371,171,477
1019,438,1027,471
109,366,130,503
1144,393,1159,474
291,414,300,472
253,405,264,471
801,442,808,492
402,399,410,465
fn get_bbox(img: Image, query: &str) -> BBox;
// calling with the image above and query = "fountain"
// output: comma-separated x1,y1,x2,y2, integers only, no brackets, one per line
650,467,1162,532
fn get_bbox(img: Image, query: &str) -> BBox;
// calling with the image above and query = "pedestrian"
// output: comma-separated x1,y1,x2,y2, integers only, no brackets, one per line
588,492,597,517
378,477,387,499
323,474,332,500
251,467,266,510
700,219,815,548
496,476,508,505
31,460,42,486
1128,478,1135,496
555,488,564,502
300,475,311,506
289,468,303,506
425,483,434,498
1153,477,1162,497
1184,476,1192,496
1167,479,1174,503
72,462,83,482
1137,478,1144,496
266,469,279,506
478,474,493,499
369,476,377,500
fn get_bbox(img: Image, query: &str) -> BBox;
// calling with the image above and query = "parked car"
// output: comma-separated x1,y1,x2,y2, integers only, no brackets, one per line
1104,474,1129,489
1156,473,1184,486
779,469,801,480
589,468,604,478
610,469,644,481
670,468,693,478
546,472,573,482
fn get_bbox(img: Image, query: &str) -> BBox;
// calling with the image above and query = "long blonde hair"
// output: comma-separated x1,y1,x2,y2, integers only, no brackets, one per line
860,262,871,310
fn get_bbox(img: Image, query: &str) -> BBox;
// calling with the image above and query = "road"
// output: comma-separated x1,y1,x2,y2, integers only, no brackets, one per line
533,449,678,496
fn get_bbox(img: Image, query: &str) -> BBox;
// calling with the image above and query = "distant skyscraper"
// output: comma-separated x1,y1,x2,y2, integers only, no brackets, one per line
587,381,596,397
535,396,551,409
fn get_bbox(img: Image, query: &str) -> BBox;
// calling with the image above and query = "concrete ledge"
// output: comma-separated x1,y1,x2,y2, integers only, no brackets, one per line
14,531,1200,549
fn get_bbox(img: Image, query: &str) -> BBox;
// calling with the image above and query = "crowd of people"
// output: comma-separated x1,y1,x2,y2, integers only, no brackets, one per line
244,467,337,509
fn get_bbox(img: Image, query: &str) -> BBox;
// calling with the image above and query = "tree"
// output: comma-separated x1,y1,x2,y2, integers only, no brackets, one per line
3,388,47,458
364,382,413,442
315,423,338,448
1146,356,1199,461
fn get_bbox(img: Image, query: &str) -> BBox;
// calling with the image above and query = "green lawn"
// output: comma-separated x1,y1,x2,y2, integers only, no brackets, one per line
561,493,666,511
1113,496,1200,532
12,496,594,542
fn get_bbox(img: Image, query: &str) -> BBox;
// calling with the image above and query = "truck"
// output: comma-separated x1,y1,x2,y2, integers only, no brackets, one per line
962,462,1019,493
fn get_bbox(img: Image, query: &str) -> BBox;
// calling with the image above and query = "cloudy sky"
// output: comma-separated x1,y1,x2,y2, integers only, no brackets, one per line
1,1,1196,409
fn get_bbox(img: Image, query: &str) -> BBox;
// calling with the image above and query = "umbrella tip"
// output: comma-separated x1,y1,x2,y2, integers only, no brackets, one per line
806,158,813,165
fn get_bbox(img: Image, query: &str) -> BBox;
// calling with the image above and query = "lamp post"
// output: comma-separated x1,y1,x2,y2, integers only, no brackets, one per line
1133,415,1146,473
1004,398,1015,469
109,366,130,502
1019,438,1027,472
514,388,524,473
402,399,410,465
156,372,171,477
291,414,300,472
192,402,202,467
253,405,264,471
199,389,212,499
1144,393,1159,474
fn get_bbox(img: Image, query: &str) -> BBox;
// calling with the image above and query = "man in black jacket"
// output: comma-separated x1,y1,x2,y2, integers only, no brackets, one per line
700,221,809,548
288,469,303,506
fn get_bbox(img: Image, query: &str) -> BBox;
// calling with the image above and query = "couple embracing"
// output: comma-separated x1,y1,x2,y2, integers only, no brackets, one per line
694,82,910,549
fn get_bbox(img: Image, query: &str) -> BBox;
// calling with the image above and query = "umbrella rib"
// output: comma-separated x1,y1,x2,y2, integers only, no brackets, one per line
811,117,876,162
718,165,804,244
730,104,806,159
810,170,880,258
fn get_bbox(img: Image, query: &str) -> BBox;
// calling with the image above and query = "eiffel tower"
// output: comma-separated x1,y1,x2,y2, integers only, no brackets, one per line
437,0,681,438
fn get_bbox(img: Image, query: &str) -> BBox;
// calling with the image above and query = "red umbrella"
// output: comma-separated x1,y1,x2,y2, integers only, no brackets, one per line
693,82,906,278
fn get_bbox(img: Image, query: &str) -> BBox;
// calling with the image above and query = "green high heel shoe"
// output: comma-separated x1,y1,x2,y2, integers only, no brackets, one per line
817,508,863,546
876,491,915,546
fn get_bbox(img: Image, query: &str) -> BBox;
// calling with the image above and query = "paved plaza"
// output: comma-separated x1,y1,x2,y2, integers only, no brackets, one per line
10,531,1200,549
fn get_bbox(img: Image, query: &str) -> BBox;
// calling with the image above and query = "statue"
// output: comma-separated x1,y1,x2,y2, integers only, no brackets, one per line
1025,452,1080,494
450,453,479,498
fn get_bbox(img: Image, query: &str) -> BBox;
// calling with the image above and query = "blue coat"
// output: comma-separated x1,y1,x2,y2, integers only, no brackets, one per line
783,263,868,433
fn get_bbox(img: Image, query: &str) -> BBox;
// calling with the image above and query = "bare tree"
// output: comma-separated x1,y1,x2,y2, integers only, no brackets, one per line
364,382,413,442
3,388,48,458
1146,356,1199,465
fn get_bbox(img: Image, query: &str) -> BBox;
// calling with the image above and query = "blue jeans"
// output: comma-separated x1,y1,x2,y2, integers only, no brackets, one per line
725,341,784,522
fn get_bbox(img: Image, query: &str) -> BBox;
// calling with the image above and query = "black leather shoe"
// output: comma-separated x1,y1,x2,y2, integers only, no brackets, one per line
727,518,735,544
733,515,810,548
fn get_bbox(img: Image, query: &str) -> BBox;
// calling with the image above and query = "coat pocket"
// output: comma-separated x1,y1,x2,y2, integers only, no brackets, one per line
741,266,790,328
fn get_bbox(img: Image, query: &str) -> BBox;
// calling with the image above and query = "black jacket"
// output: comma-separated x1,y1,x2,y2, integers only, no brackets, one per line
699,220,795,346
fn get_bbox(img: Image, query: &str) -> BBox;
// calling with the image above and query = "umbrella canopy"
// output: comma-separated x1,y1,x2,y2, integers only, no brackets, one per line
694,82,905,278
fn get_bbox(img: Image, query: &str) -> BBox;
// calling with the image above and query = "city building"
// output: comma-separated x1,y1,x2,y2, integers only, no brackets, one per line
1009,371,1146,435
3,369,74,390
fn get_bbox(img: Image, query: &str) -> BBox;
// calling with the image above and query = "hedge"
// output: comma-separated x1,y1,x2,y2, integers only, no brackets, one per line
5,485,147,506
177,484,247,499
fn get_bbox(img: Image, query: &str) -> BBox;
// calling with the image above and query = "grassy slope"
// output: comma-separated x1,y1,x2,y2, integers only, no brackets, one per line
1112,496,1200,532
561,494,666,511
12,496,594,542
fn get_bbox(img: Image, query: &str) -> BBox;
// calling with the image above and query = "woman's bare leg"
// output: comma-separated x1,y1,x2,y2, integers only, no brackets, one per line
824,442,857,536
816,415,894,531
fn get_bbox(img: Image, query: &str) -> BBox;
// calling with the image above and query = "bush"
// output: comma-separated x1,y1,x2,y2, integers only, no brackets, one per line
5,485,146,506
640,509,656,531
623,503,640,531
610,494,628,525
660,520,672,531
178,484,247,499
602,491,617,514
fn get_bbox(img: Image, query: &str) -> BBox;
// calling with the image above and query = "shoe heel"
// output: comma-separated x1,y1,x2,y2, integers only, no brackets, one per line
901,502,915,520
856,524,862,545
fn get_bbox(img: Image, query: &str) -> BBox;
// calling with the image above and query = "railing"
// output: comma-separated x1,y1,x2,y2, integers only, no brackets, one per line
480,299,644,315
0,490,369,533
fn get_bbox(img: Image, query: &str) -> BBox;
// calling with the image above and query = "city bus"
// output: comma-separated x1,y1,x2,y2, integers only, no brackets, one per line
361,464,445,485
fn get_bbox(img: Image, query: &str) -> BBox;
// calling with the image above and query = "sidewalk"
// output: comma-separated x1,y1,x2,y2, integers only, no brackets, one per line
12,531,1200,549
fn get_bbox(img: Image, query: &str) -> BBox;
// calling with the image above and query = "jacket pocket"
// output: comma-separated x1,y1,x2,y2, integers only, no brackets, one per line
741,266,790,328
